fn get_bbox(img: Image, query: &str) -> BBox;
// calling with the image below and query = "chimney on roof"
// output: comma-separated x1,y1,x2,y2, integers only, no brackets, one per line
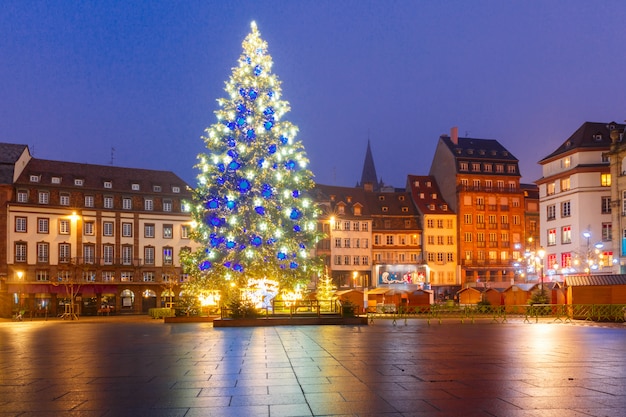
451,126,458,145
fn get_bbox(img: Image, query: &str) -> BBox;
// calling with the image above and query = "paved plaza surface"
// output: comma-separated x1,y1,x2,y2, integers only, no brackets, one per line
0,317,625,417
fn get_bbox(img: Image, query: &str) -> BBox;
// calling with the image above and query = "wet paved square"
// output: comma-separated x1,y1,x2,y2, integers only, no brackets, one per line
0,317,625,416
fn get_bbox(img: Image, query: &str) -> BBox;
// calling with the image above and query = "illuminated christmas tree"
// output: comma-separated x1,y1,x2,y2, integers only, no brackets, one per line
182,22,321,297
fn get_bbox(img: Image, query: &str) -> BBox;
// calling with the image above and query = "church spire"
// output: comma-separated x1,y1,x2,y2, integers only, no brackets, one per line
359,139,379,191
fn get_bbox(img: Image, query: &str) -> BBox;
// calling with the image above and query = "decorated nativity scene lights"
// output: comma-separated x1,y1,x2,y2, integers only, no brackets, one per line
180,22,323,312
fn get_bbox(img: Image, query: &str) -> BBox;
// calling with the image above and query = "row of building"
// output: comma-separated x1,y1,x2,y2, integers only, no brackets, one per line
1,121,624,317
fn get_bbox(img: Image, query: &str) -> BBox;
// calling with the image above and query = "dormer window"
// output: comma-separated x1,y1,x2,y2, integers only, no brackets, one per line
153,185,162,192
132,183,140,191
467,149,474,155
30,175,40,183
459,162,469,171
413,181,419,187
51,177,61,184
382,206,388,212
502,151,509,156
479,150,485,155
354,206,361,216
346,196,352,203
426,181,432,187
104,181,112,189
74,179,84,186
378,195,385,201
398,195,405,201
337,204,345,215
419,193,425,199
431,193,437,199
429,204,435,210
172,186,180,193
442,204,448,211
594,134,603,142
401,207,408,212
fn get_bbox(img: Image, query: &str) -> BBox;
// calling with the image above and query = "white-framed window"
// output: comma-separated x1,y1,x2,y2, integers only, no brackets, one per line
85,195,94,208
30,175,40,182
334,255,341,265
122,222,132,237
104,196,114,209
122,246,133,265
123,198,132,210
172,186,180,193
36,270,50,281
59,243,70,263
602,222,613,241
601,196,612,214
181,225,190,239
104,181,113,189
132,183,140,191
15,217,27,232
15,242,27,262
102,271,114,282
83,245,95,263
103,221,114,237
353,256,360,265
344,255,350,265
163,225,173,239
386,235,394,245
144,198,154,211
561,201,571,217
38,191,49,204
103,245,114,265
17,190,28,203
163,199,172,212
60,193,70,206
37,242,49,263
144,224,155,238
74,179,84,186
334,238,341,248
362,223,368,232
144,247,155,265
561,226,571,244
84,221,95,236
344,238,350,248
143,271,155,282
38,218,49,234
153,185,161,192
121,271,133,281
59,219,70,234
547,205,556,220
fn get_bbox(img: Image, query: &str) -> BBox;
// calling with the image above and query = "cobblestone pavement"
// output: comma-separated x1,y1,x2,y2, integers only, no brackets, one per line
0,316,625,416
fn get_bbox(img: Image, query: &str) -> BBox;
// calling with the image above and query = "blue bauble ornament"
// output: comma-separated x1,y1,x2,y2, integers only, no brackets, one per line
254,65,262,76
217,163,225,172
280,135,288,144
228,161,241,171
227,137,236,147
210,236,220,247
246,129,256,140
268,144,277,154
293,225,301,232
292,190,300,198
261,184,273,198
268,90,274,98
226,121,236,130
277,252,287,260
237,103,248,114
225,199,236,210
224,261,232,268
238,179,251,192
199,260,212,271
250,236,262,246
239,88,246,97
209,216,223,227
285,160,296,170
233,264,244,272
255,206,265,215
248,89,258,100
264,121,273,130
290,262,298,269
289,208,302,220
263,107,274,116
225,240,236,249
236,117,246,127
206,199,219,209
257,158,265,168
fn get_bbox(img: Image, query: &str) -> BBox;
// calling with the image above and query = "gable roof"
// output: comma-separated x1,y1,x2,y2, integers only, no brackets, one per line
539,121,626,163
0,143,29,184
406,174,455,214
439,135,518,162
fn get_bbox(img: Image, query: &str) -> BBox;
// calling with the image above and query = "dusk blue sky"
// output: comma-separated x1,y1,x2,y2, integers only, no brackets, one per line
2,1,626,188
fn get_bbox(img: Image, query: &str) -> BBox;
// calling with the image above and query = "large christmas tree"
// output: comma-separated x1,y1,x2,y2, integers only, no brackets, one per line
182,22,321,298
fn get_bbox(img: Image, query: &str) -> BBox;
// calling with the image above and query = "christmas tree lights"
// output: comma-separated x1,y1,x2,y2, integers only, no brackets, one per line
182,22,322,297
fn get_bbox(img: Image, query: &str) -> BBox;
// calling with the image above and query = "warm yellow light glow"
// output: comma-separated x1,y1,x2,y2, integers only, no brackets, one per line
16,271,23,280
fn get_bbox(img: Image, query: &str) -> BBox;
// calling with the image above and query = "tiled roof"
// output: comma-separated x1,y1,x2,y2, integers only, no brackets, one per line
539,121,626,163
0,143,28,184
314,184,372,218
406,175,455,214
363,189,418,217
439,135,518,161
565,274,626,286
15,158,190,194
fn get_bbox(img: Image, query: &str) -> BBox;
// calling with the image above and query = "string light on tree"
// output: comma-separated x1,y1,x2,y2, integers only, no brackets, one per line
181,22,322,297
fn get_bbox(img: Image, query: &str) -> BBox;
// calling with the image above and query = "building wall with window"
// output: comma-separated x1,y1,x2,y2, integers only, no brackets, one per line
407,175,457,297
314,184,373,288
2,153,198,317
429,128,527,287
607,123,626,273
537,122,621,279
366,188,423,289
